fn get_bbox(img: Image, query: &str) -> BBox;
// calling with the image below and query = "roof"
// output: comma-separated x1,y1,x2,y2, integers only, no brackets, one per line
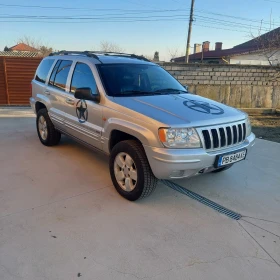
9,43,39,52
172,27,280,62
0,51,40,57
233,27,280,50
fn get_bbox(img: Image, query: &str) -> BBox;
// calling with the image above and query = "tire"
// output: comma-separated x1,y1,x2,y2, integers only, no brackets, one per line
109,140,158,201
211,164,233,173
36,108,61,146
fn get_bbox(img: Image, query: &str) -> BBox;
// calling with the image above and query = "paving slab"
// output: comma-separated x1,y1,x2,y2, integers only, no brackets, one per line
0,109,279,280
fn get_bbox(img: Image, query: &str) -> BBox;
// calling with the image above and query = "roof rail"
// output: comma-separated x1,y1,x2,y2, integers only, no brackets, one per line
49,51,150,62
92,51,150,62
49,51,101,61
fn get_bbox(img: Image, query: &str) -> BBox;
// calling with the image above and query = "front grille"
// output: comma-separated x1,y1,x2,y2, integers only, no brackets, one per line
200,121,247,150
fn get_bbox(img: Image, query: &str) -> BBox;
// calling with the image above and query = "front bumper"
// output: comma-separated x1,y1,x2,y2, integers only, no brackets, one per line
30,97,36,113
144,133,255,179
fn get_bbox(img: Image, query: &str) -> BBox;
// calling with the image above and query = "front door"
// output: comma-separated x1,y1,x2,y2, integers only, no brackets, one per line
63,62,102,150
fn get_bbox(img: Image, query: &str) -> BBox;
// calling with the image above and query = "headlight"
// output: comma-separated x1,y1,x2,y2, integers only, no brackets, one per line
246,118,252,137
158,128,201,148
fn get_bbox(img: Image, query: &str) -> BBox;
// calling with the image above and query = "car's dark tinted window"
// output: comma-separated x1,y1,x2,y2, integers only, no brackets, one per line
49,60,61,85
35,59,55,84
97,64,185,96
70,63,97,94
49,60,72,91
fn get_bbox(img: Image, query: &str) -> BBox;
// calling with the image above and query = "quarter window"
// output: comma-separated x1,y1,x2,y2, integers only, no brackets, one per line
49,60,72,91
70,63,97,94
35,59,55,84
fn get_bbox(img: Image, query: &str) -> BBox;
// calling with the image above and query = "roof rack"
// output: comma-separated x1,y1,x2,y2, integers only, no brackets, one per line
89,51,150,62
49,51,101,61
49,51,150,62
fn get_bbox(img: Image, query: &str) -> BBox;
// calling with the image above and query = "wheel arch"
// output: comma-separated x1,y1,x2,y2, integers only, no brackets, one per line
104,119,160,153
35,101,47,114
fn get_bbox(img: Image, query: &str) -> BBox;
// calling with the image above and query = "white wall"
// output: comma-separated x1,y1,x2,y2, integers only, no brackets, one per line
230,50,280,66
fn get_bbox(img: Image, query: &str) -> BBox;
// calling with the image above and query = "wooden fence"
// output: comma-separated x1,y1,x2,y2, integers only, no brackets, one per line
0,57,42,105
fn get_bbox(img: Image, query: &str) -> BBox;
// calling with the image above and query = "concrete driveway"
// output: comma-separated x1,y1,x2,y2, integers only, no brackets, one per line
0,108,279,280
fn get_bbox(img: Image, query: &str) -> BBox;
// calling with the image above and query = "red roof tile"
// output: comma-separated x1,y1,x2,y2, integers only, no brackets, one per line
9,43,39,52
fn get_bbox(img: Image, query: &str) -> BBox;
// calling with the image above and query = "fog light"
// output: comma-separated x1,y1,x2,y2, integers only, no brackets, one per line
170,170,184,178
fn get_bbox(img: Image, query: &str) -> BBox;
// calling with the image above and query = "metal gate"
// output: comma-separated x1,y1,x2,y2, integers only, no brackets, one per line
0,57,42,105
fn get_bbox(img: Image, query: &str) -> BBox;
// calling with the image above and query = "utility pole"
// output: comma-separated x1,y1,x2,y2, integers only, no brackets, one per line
185,0,195,63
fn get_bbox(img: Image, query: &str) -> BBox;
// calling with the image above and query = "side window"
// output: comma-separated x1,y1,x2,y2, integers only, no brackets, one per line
70,63,97,94
49,60,72,91
49,60,61,85
35,59,55,84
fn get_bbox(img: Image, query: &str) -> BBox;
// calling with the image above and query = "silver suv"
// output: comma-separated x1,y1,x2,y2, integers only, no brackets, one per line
30,51,255,201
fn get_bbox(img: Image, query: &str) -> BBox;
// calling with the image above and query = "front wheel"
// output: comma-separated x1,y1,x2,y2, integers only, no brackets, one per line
109,140,158,201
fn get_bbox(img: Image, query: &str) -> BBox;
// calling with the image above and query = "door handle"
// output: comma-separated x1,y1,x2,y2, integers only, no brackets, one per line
66,98,75,105
45,90,50,95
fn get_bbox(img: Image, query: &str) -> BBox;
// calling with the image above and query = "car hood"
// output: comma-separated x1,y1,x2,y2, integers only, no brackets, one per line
112,94,246,127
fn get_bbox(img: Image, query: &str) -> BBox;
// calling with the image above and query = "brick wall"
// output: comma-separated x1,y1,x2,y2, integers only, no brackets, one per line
161,63,280,108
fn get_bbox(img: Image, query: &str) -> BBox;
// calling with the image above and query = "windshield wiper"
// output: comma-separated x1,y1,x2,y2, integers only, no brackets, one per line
153,88,188,93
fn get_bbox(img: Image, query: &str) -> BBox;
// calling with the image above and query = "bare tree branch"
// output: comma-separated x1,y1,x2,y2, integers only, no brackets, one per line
17,36,53,56
250,25,280,66
100,41,125,53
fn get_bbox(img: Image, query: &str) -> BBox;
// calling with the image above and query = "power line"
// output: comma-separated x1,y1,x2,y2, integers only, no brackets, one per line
0,3,278,36
263,0,280,3
0,4,280,25
0,3,180,12
195,8,280,26
0,3,279,26
0,13,273,32
194,15,272,31
193,23,252,33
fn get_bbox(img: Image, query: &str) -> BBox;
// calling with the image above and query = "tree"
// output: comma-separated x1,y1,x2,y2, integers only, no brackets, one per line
168,48,178,60
38,46,53,57
251,25,280,66
17,36,53,56
100,41,125,53
153,51,159,62
168,48,184,62
4,46,9,51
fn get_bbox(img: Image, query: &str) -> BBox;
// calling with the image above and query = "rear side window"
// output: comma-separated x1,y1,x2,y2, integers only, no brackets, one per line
49,60,72,91
35,59,55,84
70,63,97,94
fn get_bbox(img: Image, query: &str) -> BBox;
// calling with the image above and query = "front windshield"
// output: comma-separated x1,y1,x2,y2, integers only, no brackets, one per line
97,63,187,97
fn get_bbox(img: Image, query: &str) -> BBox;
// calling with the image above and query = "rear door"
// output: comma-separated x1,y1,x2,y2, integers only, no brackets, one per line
63,61,102,150
32,58,55,101
46,59,73,130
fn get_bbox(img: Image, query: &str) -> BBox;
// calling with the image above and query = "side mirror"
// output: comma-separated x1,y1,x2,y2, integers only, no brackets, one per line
74,87,100,103
184,85,188,92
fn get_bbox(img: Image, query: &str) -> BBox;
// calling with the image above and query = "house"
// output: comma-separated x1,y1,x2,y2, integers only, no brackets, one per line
172,27,280,66
8,43,39,53
1,43,40,57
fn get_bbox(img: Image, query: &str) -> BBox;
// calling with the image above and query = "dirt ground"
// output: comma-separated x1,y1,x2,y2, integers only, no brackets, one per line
250,114,280,143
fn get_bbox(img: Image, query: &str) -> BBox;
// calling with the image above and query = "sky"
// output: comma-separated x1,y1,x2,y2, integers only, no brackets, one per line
0,0,279,61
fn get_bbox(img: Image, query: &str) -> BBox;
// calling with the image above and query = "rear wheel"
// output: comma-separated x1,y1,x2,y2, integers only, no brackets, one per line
109,140,158,201
212,164,233,173
36,108,61,146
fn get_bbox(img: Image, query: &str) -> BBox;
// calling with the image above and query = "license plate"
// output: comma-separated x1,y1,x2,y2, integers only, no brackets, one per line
215,149,247,167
